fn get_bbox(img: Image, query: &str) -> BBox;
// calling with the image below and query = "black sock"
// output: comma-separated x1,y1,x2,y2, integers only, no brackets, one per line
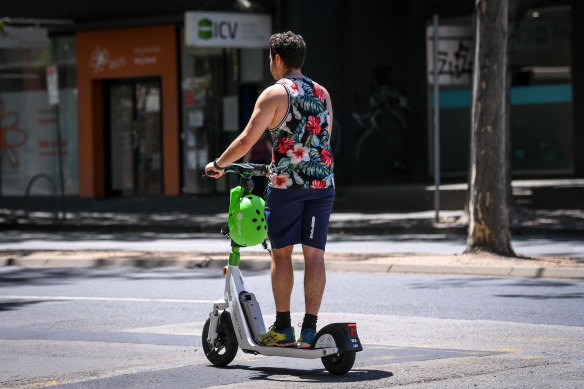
301,313,318,331
275,311,291,331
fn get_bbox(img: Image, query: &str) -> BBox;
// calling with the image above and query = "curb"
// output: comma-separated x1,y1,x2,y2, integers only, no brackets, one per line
1,221,583,237
2,253,584,280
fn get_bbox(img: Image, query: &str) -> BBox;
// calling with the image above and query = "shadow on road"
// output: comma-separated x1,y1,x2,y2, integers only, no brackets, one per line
409,277,578,290
226,364,393,383
0,267,225,288
0,231,221,244
0,300,46,312
495,293,584,300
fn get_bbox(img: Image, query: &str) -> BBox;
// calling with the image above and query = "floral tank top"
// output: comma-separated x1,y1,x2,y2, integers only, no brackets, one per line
268,77,334,189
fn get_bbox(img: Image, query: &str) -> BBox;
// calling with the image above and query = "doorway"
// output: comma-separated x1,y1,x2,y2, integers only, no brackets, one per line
105,78,163,196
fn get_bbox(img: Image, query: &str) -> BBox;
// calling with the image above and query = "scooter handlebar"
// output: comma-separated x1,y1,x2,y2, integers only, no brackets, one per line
224,163,270,177
203,162,270,178
203,163,270,177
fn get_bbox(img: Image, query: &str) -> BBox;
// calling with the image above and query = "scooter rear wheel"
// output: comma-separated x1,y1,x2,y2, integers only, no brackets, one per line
321,350,356,375
202,311,239,367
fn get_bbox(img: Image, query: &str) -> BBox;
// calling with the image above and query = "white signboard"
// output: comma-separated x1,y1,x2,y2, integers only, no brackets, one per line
185,12,271,48
0,26,48,49
427,25,474,85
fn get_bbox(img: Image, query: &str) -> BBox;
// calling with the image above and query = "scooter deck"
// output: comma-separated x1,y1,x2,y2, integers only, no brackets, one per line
242,346,339,359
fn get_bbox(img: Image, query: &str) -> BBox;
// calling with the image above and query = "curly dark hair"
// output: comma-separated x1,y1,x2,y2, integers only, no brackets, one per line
269,31,306,69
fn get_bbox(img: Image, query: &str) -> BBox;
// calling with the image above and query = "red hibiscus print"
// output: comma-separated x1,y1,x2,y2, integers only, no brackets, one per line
320,149,333,167
277,137,295,153
272,173,293,188
306,116,321,135
286,143,310,164
274,176,287,187
289,82,299,93
311,180,327,188
314,84,325,102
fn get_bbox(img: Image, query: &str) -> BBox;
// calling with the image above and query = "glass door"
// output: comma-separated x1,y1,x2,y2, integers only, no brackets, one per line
179,44,241,194
106,78,162,196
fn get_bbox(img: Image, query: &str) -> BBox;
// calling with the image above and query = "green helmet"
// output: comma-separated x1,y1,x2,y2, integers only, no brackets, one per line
228,188,267,247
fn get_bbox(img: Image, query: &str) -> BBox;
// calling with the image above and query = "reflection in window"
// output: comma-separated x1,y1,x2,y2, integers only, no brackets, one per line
0,35,78,196
510,6,573,174
180,40,240,194
430,7,573,176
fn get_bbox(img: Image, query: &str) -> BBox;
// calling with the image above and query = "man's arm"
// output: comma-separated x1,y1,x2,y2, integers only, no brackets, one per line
205,85,281,177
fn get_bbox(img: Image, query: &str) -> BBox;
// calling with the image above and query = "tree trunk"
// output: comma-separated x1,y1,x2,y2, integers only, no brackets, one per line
466,0,515,256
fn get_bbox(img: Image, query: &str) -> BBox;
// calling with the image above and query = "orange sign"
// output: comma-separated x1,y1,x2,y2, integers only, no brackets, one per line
78,25,175,80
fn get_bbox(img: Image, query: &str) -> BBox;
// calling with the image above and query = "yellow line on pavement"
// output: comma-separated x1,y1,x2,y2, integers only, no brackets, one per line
370,354,430,360
496,347,522,353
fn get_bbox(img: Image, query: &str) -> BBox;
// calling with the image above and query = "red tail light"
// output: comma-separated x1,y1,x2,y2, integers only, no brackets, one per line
348,323,357,337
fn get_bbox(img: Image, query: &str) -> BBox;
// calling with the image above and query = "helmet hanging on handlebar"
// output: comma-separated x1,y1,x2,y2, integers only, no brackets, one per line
227,186,267,247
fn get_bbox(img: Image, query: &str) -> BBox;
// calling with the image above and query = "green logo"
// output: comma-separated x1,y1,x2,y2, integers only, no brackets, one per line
198,18,213,40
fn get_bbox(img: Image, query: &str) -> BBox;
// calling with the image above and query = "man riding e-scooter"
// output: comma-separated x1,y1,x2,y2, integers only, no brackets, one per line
205,31,335,349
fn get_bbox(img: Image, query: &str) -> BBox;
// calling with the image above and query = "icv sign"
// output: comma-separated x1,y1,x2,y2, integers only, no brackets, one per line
185,11,271,49
197,18,238,40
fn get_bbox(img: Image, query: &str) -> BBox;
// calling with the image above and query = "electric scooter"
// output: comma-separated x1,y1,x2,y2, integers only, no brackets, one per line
202,162,362,375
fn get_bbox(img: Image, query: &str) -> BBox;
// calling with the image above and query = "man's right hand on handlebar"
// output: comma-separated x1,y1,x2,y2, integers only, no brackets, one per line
205,159,226,179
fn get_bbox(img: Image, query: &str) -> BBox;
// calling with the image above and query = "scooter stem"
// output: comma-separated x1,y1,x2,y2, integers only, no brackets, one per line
229,247,240,266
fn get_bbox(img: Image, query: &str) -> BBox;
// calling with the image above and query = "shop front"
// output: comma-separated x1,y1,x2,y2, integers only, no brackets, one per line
76,24,179,197
76,12,273,198
4,0,580,212
180,11,272,194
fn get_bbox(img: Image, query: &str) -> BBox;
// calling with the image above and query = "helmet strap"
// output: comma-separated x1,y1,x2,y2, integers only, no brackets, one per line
262,240,272,257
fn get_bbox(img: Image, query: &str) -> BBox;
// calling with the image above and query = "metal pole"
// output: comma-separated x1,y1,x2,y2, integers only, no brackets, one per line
433,14,441,222
55,104,66,219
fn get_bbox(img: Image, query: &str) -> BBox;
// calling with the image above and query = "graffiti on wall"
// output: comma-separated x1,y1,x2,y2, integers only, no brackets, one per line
0,91,79,195
427,25,474,86
0,99,28,169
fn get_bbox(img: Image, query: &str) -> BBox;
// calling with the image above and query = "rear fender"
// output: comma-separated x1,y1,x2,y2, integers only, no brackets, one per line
314,322,363,352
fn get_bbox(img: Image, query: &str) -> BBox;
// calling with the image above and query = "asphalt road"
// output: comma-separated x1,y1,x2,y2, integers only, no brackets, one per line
1,267,583,388
1,231,584,257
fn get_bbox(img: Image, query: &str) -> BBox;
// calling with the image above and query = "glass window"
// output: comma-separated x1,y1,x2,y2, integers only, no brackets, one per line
0,34,78,196
429,6,573,177
180,29,266,194
510,6,572,174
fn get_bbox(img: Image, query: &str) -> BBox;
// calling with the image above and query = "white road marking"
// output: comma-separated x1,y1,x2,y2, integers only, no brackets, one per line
0,295,214,304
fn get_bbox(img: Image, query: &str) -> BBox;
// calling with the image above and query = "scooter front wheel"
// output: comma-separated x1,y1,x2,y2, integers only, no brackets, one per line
321,350,356,375
202,311,239,367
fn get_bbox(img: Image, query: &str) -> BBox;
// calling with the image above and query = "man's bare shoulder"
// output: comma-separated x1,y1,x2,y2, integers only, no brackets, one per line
257,83,288,106
262,83,288,98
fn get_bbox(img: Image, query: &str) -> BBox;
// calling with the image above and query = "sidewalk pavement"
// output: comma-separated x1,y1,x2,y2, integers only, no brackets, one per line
2,208,584,236
1,208,583,279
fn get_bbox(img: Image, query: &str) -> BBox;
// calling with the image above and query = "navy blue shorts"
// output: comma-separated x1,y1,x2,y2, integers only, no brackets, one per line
265,187,336,250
